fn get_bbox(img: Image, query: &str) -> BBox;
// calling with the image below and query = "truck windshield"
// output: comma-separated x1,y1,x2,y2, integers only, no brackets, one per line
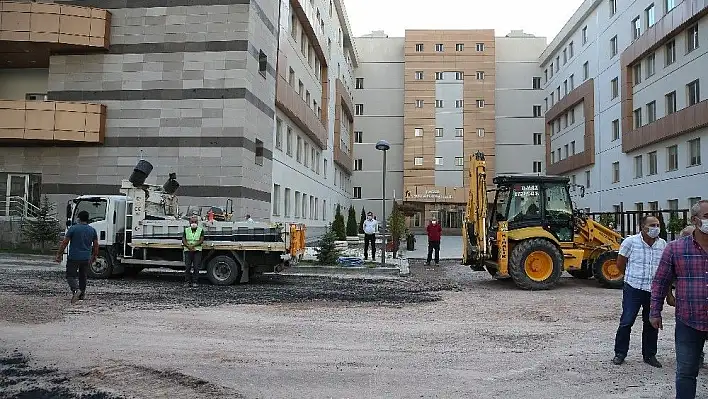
73,199,108,224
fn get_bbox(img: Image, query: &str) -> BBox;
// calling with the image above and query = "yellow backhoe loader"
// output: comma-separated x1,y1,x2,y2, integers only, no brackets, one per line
462,152,625,290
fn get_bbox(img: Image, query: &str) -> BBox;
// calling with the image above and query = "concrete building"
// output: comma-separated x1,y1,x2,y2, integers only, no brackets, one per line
352,29,547,231
542,0,707,212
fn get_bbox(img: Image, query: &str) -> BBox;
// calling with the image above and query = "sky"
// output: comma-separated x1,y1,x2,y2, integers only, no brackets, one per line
342,0,585,44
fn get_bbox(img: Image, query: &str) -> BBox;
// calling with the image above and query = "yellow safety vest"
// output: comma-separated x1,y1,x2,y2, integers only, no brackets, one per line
184,226,203,251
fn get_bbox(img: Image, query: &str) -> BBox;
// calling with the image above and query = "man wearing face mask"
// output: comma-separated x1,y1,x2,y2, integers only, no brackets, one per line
612,215,666,368
426,217,443,266
650,200,708,399
182,215,205,287
362,212,378,261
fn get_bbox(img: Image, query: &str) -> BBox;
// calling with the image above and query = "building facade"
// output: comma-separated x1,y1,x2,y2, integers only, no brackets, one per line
542,0,707,212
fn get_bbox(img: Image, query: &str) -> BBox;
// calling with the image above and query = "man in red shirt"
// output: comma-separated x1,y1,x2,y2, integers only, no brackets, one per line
650,200,708,399
426,217,443,266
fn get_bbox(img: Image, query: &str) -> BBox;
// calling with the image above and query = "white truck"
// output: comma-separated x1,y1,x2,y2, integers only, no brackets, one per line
62,161,306,285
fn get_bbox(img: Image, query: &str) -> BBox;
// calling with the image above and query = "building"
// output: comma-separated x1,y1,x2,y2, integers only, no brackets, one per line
352,29,547,231
0,0,357,238
542,0,707,213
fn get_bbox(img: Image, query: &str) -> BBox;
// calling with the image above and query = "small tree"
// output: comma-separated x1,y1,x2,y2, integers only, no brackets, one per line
332,204,346,240
22,195,63,254
387,202,407,258
358,206,366,234
316,224,342,265
346,205,358,237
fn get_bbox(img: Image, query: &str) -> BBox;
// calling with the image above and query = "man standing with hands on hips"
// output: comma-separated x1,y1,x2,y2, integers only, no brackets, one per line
651,200,708,399
182,214,205,287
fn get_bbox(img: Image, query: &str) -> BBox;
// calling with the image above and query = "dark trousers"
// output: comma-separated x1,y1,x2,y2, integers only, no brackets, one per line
184,251,202,283
363,234,376,260
614,283,658,359
66,259,88,293
427,240,440,264
676,319,707,399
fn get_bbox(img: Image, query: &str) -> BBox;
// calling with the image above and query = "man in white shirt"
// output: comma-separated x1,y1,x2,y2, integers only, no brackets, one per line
612,215,667,368
362,212,378,261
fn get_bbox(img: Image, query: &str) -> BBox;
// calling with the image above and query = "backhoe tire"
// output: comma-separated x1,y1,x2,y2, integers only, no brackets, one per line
593,251,623,289
207,255,242,286
508,239,564,290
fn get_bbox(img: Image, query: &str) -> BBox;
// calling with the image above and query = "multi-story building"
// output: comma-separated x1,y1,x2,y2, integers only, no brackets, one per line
542,0,707,212
352,29,547,231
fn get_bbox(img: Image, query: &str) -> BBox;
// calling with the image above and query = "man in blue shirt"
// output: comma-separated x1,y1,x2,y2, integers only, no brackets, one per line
55,210,99,304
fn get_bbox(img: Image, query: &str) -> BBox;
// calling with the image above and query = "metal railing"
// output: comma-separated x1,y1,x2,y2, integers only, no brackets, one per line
584,209,691,241
0,196,43,219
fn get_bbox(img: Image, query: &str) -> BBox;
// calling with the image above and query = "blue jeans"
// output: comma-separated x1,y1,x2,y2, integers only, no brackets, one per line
614,283,658,359
676,319,707,399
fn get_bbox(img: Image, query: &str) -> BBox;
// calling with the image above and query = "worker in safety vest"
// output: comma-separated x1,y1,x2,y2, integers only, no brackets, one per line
182,215,205,287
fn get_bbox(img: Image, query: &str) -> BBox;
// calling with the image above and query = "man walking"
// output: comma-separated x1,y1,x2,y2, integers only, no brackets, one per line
55,210,98,304
362,211,378,261
651,200,708,399
182,215,205,287
612,215,666,368
426,217,442,266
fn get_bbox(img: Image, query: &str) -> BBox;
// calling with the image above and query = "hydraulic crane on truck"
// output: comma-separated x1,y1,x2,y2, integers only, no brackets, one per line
462,152,625,290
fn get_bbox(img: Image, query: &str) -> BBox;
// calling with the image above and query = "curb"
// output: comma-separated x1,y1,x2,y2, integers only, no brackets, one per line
283,265,402,277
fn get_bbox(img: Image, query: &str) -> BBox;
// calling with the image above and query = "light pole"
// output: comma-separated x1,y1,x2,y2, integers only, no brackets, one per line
376,140,390,267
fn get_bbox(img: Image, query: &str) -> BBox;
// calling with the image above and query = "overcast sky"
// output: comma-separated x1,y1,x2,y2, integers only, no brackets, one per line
343,0,584,43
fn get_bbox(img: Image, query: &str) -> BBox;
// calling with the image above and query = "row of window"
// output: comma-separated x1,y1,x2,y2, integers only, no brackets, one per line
413,42,485,53
411,127,482,138
611,137,702,183
409,156,467,167
549,107,577,135
551,140,578,164
287,67,323,118
272,183,328,220
625,196,703,213
633,79,700,129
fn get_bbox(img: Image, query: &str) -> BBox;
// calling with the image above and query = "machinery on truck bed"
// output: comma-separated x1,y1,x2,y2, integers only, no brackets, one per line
462,152,625,290
62,160,306,286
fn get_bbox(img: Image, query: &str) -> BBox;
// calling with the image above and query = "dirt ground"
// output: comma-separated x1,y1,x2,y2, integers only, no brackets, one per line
0,254,705,399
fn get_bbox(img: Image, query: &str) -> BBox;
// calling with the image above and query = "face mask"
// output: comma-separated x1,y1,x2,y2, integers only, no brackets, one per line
699,219,708,234
190,223,198,229
367,216,372,220
432,221,437,225
647,227,660,238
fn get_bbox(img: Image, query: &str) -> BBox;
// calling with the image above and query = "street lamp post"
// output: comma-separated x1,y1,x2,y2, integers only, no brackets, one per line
376,140,390,268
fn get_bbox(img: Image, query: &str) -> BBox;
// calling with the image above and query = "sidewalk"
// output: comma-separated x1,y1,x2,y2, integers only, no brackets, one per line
405,235,462,260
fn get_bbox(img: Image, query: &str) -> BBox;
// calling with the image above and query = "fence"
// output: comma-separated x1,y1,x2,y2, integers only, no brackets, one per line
584,209,691,241
0,196,43,219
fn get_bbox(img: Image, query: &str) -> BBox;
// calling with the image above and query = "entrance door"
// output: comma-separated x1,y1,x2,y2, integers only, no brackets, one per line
5,174,29,217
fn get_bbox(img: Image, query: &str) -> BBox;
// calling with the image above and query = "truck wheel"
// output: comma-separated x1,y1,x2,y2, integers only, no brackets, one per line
207,255,242,286
88,252,113,279
593,251,623,289
508,239,564,290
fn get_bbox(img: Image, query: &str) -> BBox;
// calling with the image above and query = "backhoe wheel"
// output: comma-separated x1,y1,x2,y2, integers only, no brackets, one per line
593,251,623,289
87,251,113,279
509,239,564,290
207,255,242,286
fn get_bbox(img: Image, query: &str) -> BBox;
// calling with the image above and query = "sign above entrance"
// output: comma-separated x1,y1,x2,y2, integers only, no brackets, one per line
404,186,464,203
406,189,454,200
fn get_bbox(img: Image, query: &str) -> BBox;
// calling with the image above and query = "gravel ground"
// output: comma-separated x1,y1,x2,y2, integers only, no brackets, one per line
0,254,705,398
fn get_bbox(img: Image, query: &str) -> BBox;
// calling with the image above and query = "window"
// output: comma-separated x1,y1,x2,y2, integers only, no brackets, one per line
456,43,464,51
354,131,363,143
455,72,464,80
609,0,617,16
689,138,701,166
666,91,677,114
476,71,485,80
322,200,327,220
635,202,644,212
286,127,293,155
303,143,309,167
545,98,548,110
294,191,301,218
435,157,443,166
533,77,542,89
414,127,423,137
647,201,658,211
476,43,484,51
582,26,588,44
455,128,464,137
632,17,642,41
564,80,568,96
414,157,423,166
323,159,327,178
610,36,618,57
436,100,444,108
570,109,575,124
564,114,569,128
647,101,656,123
435,43,444,52
689,197,702,207
551,92,554,104
455,157,464,166
556,56,560,72
545,69,548,82
612,162,620,183
668,199,679,211
353,187,361,199
415,43,424,52
272,184,280,215
435,128,443,137
533,105,542,117
666,0,676,12
634,155,643,178
298,80,304,96
585,171,591,188
354,159,363,171
305,90,310,107
571,141,576,155
258,50,268,78
583,62,589,81
648,151,658,175
563,49,567,64
284,188,291,217
646,53,656,77
612,119,620,141
688,80,700,106
476,100,485,108
533,133,542,145
569,42,574,58
355,104,364,115
564,144,569,158
314,198,318,220
296,136,303,162
435,72,444,80
415,100,424,108
455,100,464,108
275,118,283,150
646,4,655,28
315,152,321,174
666,40,676,65
415,71,424,80
550,63,554,77
255,139,264,166
667,145,679,171
533,161,542,173
611,78,619,99
551,152,555,163
633,108,643,128
569,74,575,90
687,24,699,53
633,64,642,85
477,128,485,137
355,78,364,89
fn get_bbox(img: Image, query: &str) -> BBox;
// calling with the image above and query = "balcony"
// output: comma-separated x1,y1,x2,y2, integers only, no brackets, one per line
0,100,106,143
333,78,354,174
0,1,111,68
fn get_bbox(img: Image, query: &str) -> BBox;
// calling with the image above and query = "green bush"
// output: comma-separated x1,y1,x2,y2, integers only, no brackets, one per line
316,224,341,265
346,205,358,237
332,204,346,240
22,195,63,254
358,206,366,234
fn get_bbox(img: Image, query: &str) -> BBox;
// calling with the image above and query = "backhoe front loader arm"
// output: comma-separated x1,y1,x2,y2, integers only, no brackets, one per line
463,151,489,265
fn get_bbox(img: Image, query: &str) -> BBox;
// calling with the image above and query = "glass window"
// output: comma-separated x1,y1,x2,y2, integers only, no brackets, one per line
508,184,542,223
73,199,108,224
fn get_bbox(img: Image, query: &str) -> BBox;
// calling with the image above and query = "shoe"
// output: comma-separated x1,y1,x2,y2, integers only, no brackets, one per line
644,356,662,368
71,290,82,305
611,355,625,365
